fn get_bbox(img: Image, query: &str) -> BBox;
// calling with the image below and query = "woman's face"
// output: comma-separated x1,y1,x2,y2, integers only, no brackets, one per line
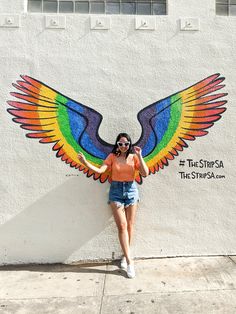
117,136,130,153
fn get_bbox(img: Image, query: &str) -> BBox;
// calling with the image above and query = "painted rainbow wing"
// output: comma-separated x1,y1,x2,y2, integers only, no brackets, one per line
7,75,113,183
133,73,227,184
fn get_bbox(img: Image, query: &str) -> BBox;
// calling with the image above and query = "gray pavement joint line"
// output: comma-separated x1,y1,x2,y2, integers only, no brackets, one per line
1,288,236,302
145,254,236,260
97,288,236,297
1,255,236,269
99,264,107,314
228,256,236,266
130,254,236,260
95,287,236,298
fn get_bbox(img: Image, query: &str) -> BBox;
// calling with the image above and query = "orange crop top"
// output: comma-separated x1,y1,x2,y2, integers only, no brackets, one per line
103,153,140,182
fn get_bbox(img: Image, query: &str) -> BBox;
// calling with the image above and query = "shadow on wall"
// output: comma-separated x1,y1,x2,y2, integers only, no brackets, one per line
0,178,113,265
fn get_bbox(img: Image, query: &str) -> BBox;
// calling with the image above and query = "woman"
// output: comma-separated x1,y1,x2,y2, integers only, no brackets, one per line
77,133,149,278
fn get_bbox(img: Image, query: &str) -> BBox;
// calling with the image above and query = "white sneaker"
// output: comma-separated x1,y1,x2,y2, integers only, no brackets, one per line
120,256,127,270
127,263,135,278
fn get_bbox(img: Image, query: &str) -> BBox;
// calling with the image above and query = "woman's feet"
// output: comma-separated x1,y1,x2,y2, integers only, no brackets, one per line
120,255,135,278
127,261,135,278
120,255,127,270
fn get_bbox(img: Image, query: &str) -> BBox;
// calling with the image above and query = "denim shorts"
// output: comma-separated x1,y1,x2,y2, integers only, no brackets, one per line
108,181,140,208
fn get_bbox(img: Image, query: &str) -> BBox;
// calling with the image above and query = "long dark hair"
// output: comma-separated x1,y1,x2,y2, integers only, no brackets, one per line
111,133,134,159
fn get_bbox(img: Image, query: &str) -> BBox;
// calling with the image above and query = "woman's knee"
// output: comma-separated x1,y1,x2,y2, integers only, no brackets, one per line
117,221,127,232
127,220,134,230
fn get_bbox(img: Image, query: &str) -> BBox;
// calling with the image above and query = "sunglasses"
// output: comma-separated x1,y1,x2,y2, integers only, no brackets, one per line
117,141,130,147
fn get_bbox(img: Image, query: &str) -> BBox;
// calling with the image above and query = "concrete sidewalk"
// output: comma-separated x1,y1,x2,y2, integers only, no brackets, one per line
0,255,236,314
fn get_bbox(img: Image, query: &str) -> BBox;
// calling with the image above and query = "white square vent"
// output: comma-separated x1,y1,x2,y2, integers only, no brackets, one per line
90,16,110,30
45,16,66,29
180,18,200,31
135,17,156,30
0,15,20,28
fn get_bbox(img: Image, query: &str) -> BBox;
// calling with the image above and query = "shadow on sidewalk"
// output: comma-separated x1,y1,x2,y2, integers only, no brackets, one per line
0,260,128,277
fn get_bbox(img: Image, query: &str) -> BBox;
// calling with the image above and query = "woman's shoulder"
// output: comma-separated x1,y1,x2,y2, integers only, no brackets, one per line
106,152,116,160
131,154,140,164
131,153,137,159
104,152,115,165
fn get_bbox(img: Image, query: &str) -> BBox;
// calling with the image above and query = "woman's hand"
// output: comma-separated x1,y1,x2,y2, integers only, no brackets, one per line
77,151,108,174
77,151,87,165
133,146,142,157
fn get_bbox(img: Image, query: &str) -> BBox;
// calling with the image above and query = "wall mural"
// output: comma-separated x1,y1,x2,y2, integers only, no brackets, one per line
7,73,227,184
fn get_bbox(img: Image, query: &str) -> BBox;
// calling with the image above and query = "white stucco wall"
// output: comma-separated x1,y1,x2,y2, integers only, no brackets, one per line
0,0,235,265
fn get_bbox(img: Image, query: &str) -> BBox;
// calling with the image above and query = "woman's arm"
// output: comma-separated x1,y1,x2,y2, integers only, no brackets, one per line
137,155,149,177
77,152,108,174
134,146,149,177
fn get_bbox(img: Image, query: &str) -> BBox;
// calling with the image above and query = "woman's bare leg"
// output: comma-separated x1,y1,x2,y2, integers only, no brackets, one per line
125,203,138,246
110,202,132,264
